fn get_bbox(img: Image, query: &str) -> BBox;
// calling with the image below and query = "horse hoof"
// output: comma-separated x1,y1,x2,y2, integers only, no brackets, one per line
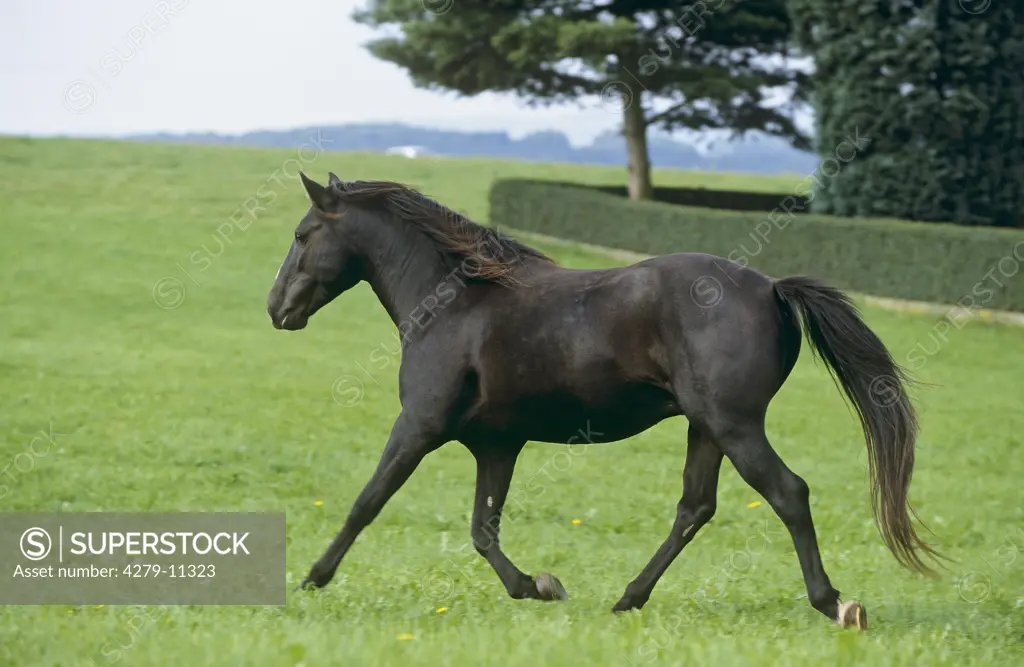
535,572,568,601
295,576,322,593
837,600,868,630
611,597,641,613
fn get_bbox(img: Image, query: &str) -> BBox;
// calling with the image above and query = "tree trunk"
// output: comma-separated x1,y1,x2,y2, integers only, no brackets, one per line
622,86,653,201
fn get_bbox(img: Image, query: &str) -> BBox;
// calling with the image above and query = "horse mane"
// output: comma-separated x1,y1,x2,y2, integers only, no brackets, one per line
329,180,554,287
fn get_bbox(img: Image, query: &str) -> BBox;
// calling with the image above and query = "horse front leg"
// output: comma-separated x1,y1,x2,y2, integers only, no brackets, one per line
470,443,567,601
300,412,442,590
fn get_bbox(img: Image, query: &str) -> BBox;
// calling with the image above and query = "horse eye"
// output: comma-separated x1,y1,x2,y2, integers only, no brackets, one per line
294,231,303,243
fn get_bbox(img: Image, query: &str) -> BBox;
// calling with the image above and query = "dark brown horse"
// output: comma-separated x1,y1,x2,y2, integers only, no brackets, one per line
267,172,939,629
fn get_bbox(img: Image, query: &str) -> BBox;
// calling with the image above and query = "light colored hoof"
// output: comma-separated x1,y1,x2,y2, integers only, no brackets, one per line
535,572,568,601
837,600,868,630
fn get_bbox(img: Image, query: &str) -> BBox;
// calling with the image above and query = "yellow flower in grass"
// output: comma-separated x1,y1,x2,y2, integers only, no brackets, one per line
397,633,415,641
571,519,582,525
436,607,447,614
747,501,762,509
313,500,324,506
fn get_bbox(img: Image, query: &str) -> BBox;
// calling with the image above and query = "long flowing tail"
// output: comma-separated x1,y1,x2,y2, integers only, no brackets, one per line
773,275,941,573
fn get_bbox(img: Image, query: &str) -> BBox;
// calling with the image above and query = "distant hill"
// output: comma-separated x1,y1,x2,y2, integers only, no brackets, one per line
127,123,819,176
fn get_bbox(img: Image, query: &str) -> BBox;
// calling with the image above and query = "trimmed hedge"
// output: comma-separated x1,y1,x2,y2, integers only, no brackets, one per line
580,183,810,214
490,179,1024,313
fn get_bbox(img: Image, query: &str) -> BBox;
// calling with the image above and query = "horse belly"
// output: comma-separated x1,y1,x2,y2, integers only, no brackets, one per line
467,308,676,443
465,382,679,445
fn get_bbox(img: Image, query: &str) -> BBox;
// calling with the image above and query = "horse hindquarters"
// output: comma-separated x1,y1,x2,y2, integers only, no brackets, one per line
617,263,864,626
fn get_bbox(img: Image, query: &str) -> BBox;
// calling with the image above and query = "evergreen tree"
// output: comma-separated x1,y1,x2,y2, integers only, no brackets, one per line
790,0,1024,226
354,0,809,200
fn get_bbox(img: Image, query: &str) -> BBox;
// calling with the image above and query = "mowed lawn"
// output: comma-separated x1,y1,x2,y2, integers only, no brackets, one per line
1,136,1022,666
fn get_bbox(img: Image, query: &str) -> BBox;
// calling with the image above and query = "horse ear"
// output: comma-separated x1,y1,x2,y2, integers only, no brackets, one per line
299,171,337,212
327,172,342,187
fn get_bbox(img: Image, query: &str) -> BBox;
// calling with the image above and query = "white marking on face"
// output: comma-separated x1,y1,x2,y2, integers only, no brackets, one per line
274,242,295,284
681,524,695,538
487,496,494,508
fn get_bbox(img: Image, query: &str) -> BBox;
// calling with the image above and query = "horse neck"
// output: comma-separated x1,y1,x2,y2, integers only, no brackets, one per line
354,214,452,328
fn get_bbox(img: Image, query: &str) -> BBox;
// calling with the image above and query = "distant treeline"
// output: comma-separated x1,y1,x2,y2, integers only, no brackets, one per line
126,123,820,176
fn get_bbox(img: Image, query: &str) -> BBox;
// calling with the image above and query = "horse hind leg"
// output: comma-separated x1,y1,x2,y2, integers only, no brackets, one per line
707,417,867,629
612,422,723,612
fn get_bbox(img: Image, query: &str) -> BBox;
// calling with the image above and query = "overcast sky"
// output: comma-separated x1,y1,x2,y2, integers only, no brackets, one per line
1,0,638,146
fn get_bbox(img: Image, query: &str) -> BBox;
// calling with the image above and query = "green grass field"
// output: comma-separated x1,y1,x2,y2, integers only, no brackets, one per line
1,136,1022,666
